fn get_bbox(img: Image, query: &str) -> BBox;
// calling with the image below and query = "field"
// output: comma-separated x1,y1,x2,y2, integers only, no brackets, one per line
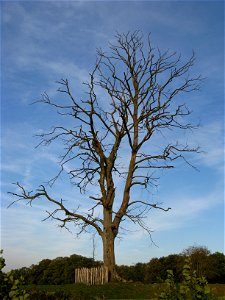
27,283,225,299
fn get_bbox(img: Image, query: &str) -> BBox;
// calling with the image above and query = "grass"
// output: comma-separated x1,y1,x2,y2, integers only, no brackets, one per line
26,283,225,299
27,283,158,299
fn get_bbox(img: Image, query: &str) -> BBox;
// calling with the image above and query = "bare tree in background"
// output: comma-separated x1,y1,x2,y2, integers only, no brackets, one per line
9,31,202,281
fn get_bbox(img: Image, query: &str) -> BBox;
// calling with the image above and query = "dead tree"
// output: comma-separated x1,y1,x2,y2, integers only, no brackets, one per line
9,31,202,281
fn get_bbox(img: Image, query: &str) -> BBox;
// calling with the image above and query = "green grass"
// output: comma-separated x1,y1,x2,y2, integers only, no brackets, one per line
26,283,225,299
27,283,159,299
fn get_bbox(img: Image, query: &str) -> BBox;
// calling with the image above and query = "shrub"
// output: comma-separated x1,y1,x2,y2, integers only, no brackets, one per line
159,258,216,300
0,250,30,300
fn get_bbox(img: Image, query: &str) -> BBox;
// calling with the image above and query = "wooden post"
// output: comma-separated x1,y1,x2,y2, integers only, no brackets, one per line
75,266,109,285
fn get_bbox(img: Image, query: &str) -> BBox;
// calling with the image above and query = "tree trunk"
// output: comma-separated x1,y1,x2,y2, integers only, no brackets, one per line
102,208,116,282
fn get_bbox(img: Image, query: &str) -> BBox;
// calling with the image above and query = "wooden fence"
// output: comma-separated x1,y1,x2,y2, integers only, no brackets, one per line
75,266,108,285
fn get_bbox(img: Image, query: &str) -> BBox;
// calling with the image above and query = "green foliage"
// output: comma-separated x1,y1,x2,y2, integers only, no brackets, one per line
0,250,30,300
117,246,225,285
13,253,101,285
208,252,225,284
116,263,147,283
182,246,211,278
7,245,225,290
159,258,216,300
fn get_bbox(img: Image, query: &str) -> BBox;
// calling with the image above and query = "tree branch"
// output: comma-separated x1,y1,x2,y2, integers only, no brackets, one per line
8,183,103,237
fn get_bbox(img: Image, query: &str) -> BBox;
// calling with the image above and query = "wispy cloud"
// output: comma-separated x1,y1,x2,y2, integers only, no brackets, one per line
2,0,224,270
189,121,224,172
150,189,223,232
2,204,95,271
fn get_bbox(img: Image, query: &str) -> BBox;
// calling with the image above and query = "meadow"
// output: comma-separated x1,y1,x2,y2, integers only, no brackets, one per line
27,282,225,300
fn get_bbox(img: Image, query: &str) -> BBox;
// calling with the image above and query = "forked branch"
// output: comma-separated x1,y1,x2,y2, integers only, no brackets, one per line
8,183,103,237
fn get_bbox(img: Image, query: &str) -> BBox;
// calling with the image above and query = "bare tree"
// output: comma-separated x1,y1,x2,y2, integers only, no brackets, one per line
9,31,202,281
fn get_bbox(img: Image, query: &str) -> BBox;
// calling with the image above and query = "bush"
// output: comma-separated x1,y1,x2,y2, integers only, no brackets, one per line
0,250,30,300
158,258,216,300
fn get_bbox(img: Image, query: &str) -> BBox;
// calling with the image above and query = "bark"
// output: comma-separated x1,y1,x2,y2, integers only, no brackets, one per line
102,207,116,281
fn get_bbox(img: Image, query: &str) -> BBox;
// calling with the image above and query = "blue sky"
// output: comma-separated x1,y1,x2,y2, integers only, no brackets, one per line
1,1,224,271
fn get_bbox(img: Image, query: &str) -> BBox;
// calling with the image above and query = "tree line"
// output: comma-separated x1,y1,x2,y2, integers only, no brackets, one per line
11,254,101,285
116,246,225,284
9,246,225,285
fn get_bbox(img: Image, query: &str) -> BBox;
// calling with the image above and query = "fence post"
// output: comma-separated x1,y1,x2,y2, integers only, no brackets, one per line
75,266,108,285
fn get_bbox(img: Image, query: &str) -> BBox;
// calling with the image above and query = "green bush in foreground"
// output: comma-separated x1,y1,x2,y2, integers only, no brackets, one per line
159,258,216,300
0,250,30,300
